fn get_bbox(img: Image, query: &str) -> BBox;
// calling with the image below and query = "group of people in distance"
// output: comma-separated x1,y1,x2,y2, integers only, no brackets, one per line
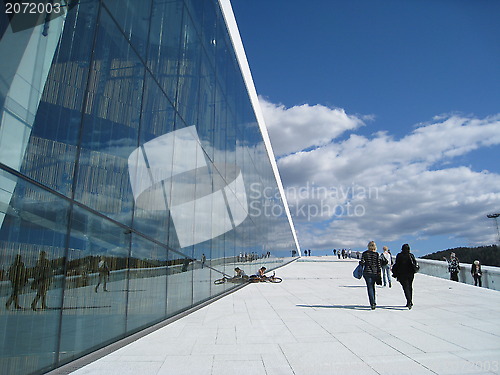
444,252,483,287
359,241,418,310
5,252,112,311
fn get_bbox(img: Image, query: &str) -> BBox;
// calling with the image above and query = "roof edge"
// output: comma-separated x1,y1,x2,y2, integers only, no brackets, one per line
218,0,301,255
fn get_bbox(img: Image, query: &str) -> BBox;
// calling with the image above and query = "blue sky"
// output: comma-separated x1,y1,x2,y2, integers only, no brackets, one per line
231,0,500,256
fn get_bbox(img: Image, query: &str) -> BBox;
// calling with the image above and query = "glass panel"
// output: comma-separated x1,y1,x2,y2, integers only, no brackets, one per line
0,7,66,173
166,248,193,316
130,73,175,243
184,0,203,36
176,5,201,127
201,0,217,68
102,0,152,60
192,242,211,305
0,5,8,41
74,8,144,225
0,169,68,375
1,1,99,197
126,235,167,332
147,0,183,104
168,126,206,249
213,83,227,173
196,51,216,162
215,17,228,97
58,205,129,363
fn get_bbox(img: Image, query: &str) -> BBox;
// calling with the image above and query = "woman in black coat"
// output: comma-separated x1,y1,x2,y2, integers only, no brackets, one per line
359,241,381,310
392,243,418,309
471,260,482,287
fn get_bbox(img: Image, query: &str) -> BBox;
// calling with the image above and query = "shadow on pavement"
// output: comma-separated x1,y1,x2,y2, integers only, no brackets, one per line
296,304,408,311
339,285,365,288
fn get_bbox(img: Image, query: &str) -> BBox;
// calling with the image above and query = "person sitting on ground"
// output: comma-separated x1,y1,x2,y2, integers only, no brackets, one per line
250,267,267,281
231,267,248,281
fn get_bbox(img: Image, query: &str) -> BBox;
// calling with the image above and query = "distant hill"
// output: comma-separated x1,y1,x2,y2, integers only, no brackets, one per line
421,245,500,267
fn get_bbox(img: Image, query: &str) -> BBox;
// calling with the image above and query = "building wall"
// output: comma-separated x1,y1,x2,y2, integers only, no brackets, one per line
0,1,299,374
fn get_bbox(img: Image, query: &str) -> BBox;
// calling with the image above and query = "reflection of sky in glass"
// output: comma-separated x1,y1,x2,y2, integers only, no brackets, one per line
128,126,248,248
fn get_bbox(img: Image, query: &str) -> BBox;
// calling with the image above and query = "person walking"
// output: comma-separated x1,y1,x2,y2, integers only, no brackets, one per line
391,244,417,310
31,251,52,310
6,254,28,310
95,256,110,292
359,241,381,310
381,246,392,287
471,260,482,287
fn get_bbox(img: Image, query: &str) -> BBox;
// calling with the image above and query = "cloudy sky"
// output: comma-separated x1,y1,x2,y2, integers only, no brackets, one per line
231,0,500,256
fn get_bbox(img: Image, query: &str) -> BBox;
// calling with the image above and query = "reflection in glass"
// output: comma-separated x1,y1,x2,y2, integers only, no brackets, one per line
74,7,144,225
166,249,193,316
129,126,248,248
0,0,299,373
0,169,68,375
59,205,129,363
126,235,168,332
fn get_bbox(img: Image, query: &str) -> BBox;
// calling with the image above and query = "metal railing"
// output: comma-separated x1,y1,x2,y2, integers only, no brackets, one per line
410,258,500,291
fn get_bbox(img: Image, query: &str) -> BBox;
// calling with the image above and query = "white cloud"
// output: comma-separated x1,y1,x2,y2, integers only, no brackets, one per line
259,97,366,156
262,101,500,253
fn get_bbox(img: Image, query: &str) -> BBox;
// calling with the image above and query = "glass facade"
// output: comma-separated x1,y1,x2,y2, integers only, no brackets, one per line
0,1,299,374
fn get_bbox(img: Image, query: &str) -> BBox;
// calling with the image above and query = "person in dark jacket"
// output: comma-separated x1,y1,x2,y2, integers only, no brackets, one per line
31,251,52,311
6,254,28,310
471,260,482,287
391,243,417,309
447,252,460,282
359,241,381,310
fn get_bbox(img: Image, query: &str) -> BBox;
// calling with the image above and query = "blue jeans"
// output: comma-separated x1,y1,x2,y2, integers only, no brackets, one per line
363,275,377,306
382,265,391,285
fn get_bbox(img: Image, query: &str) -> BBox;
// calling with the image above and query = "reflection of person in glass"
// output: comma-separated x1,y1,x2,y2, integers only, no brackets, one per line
95,256,110,292
31,251,52,311
6,254,28,310
233,267,248,281
181,258,191,272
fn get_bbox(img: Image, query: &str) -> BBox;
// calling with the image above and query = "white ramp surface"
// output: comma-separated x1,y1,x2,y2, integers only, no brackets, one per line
66,258,500,375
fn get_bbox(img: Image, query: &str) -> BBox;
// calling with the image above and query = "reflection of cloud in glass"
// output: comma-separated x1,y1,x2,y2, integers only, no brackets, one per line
128,126,248,248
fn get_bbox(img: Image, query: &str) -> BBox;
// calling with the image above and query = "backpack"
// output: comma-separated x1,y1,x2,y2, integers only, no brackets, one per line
379,253,388,266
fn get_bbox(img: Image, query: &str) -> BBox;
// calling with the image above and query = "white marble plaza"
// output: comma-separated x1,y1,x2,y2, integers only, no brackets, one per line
59,257,500,375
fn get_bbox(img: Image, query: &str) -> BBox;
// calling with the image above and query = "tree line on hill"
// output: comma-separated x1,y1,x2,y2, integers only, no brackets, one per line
421,245,500,267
